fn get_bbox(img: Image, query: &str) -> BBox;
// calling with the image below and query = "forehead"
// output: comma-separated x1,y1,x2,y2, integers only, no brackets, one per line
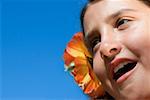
83,0,147,33
84,0,146,18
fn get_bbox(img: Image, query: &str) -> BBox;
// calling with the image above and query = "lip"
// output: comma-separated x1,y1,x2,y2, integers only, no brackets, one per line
109,58,137,83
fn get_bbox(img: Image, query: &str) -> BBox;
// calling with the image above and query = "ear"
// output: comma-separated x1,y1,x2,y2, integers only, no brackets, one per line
63,32,104,99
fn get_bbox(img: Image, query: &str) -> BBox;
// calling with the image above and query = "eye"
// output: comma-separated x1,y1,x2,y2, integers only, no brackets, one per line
91,37,101,49
116,18,131,29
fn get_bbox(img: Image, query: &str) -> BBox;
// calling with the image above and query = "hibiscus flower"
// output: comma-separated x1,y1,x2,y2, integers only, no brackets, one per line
63,32,104,98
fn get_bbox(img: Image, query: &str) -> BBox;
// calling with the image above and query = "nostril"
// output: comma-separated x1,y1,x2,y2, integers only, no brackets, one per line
100,42,122,60
110,48,118,53
102,48,120,60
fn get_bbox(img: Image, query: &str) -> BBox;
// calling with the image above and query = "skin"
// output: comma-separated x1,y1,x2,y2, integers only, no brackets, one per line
83,0,150,100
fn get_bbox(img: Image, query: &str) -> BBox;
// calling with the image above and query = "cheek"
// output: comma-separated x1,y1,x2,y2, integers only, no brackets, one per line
93,52,106,81
123,24,150,57
122,24,150,69
93,53,116,96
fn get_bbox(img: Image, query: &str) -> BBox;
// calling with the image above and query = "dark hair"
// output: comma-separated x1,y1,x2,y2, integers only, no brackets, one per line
80,0,150,34
80,0,150,99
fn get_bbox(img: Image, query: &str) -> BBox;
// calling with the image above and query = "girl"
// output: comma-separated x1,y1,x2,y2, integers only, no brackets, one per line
81,0,150,99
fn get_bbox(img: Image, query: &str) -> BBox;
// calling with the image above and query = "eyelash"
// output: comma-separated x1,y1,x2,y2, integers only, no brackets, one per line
91,36,101,49
115,18,131,29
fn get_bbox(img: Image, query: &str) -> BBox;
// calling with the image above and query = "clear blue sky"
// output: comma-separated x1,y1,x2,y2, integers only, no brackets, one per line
1,0,89,99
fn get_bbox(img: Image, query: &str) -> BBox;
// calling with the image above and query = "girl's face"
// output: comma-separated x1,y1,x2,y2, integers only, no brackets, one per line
83,0,150,99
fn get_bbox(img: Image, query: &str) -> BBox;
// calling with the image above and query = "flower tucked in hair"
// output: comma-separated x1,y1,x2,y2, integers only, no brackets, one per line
63,32,104,98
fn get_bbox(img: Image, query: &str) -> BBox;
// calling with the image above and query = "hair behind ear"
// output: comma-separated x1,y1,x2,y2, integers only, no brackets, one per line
80,4,88,35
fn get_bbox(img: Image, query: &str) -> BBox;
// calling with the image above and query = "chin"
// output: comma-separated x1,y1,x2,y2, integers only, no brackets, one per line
115,80,150,100
118,92,150,100
112,64,150,100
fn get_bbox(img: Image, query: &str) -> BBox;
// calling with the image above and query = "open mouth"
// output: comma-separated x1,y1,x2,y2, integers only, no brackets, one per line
113,62,137,81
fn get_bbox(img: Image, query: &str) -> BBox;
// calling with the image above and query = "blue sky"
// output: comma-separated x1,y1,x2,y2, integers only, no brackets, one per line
1,0,89,99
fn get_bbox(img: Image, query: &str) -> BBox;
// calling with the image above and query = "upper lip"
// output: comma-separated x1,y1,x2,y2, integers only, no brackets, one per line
109,58,136,79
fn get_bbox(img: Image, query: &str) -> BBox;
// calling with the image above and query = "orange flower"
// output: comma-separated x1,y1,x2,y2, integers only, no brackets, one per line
63,32,104,98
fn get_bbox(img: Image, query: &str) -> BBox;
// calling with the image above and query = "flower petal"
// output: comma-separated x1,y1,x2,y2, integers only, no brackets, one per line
63,32,104,98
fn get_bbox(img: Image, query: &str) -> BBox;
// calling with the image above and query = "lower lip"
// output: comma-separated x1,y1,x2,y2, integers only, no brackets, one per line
116,66,136,84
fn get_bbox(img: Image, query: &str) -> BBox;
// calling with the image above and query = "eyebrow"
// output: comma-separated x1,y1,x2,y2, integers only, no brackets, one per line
106,8,137,22
85,29,97,42
85,8,137,39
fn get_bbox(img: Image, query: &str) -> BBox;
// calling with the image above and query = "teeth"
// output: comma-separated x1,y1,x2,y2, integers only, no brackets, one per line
114,62,131,73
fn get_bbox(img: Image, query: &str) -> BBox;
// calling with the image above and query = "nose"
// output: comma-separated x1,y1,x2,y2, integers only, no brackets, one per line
100,41,121,60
